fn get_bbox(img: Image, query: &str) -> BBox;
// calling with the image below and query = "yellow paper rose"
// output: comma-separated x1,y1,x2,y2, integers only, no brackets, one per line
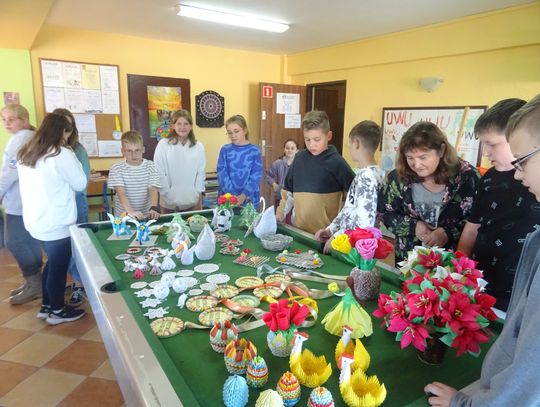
331,234,352,254
223,193,232,199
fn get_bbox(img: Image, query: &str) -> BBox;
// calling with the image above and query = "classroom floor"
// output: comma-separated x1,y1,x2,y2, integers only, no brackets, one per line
0,249,125,407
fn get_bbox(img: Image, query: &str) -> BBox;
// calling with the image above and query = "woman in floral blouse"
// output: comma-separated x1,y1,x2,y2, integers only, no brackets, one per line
378,121,480,263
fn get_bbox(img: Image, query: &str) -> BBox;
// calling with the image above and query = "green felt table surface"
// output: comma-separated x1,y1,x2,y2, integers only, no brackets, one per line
85,214,501,407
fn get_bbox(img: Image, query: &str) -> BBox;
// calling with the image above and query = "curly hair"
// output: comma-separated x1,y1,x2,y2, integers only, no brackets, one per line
395,121,460,185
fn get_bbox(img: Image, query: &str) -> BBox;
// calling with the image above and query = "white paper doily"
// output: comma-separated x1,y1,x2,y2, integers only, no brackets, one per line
130,281,148,289
188,288,203,296
177,269,195,277
194,263,219,274
206,273,230,284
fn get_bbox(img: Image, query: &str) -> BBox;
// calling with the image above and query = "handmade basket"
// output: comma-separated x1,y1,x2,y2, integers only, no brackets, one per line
260,233,293,251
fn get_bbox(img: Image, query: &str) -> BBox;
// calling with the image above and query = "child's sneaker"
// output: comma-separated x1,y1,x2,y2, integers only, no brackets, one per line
46,307,85,325
68,287,86,307
36,305,51,320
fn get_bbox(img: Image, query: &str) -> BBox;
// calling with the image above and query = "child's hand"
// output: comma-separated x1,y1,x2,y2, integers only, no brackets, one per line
128,211,145,220
415,220,433,243
424,382,457,407
272,183,280,192
323,238,334,254
147,209,160,220
314,228,331,242
237,194,246,205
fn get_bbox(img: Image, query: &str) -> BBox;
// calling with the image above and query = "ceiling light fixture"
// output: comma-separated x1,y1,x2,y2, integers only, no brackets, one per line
176,4,289,33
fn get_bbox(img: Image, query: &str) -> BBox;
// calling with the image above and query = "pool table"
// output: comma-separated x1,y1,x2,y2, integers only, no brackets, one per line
71,210,501,407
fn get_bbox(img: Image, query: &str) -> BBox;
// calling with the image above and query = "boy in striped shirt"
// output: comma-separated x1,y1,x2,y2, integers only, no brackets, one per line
108,131,161,219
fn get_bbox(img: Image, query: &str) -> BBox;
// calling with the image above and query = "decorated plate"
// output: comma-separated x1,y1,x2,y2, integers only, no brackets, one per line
231,294,260,308
177,269,195,277
198,307,233,327
130,281,148,290
210,284,239,299
145,246,163,255
253,286,283,299
194,263,220,274
150,317,184,338
221,239,243,247
219,246,240,255
185,295,218,312
206,273,230,284
235,276,264,288
215,233,230,242
126,247,142,254
264,274,291,284
115,253,132,261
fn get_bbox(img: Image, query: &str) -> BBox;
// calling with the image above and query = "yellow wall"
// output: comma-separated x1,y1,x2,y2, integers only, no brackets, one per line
0,48,36,155
30,25,282,171
286,3,540,164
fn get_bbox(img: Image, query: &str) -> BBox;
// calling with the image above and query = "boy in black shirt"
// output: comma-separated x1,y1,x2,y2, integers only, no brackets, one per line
457,98,540,311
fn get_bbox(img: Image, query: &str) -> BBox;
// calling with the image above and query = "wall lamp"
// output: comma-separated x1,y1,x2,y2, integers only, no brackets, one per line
419,77,444,92
176,4,290,33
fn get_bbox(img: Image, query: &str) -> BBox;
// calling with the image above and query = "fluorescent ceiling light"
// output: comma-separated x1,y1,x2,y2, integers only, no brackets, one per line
176,4,289,33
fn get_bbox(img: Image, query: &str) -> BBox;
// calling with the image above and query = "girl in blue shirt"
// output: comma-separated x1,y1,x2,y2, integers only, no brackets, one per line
217,115,262,206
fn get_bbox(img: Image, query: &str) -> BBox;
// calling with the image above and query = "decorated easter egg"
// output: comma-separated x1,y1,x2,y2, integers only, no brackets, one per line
246,355,268,388
307,387,334,407
223,375,249,407
276,371,300,407
255,389,284,407
209,320,239,353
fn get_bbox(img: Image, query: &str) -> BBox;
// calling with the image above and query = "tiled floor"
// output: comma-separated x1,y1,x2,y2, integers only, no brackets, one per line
0,249,125,407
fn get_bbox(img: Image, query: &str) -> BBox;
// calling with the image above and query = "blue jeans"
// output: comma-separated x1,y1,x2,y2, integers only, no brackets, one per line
5,214,43,278
41,237,72,310
67,191,89,283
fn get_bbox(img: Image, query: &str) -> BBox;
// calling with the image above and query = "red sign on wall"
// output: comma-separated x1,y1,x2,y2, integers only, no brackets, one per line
262,86,273,98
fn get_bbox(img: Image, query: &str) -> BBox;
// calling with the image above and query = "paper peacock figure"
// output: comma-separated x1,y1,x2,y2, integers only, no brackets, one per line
289,332,332,388
339,354,386,407
107,212,131,237
128,218,156,245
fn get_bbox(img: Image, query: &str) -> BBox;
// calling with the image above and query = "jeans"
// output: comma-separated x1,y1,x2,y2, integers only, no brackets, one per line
5,214,43,278
41,237,72,310
67,191,89,283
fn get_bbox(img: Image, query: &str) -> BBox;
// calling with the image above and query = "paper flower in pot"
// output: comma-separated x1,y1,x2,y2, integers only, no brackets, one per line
373,247,497,357
331,227,394,301
212,193,238,232
263,299,310,357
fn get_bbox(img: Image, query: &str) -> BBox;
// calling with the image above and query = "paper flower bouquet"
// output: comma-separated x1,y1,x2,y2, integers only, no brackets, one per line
331,227,394,301
373,247,497,358
212,193,239,232
263,299,310,357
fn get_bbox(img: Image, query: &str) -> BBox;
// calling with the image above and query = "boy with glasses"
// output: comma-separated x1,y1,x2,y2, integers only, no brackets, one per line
108,131,161,220
457,98,540,311
426,93,540,406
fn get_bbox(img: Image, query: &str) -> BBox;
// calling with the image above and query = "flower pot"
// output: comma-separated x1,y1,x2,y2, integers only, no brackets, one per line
417,333,447,365
267,330,293,357
350,267,381,301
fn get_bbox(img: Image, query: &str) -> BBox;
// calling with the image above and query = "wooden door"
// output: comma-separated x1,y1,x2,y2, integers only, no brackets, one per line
259,83,307,207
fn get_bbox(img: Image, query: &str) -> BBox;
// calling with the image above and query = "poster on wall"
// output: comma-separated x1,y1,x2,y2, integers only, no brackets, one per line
3,92,19,105
276,92,300,114
147,86,182,140
380,106,486,173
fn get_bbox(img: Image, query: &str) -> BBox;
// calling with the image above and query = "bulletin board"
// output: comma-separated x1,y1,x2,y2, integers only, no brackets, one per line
39,58,122,158
380,106,487,173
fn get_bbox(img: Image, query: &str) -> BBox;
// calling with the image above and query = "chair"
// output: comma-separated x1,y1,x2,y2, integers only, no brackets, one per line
88,180,113,221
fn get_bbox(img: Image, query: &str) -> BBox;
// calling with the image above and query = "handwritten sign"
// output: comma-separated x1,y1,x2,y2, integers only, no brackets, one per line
380,106,486,173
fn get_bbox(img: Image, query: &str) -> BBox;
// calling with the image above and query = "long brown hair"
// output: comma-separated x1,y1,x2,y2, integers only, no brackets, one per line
395,121,459,185
167,109,197,147
52,108,79,149
18,113,71,168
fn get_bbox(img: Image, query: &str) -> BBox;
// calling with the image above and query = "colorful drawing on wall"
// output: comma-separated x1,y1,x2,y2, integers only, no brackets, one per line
3,92,20,105
147,86,182,140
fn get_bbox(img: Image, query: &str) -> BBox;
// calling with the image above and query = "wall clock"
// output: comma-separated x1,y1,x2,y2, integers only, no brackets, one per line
196,90,224,128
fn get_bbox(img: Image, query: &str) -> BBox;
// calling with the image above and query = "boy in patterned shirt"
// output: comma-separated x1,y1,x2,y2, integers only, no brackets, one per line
108,131,161,220
315,120,384,253
457,98,540,311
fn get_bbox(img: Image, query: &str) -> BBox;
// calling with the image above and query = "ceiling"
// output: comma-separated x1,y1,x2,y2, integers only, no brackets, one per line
40,0,539,53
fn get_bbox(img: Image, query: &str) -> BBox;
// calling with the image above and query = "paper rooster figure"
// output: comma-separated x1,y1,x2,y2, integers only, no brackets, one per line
107,212,131,237
339,354,386,407
128,218,157,245
289,332,332,388
335,325,370,372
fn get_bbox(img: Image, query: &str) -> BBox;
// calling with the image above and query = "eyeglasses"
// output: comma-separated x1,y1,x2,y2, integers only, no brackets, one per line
511,146,540,171
226,130,243,137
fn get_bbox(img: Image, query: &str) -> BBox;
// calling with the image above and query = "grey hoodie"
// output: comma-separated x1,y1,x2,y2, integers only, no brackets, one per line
0,129,34,215
451,228,540,406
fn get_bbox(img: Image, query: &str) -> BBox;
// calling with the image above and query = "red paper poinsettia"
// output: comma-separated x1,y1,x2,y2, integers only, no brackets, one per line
373,247,497,356
262,299,309,333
